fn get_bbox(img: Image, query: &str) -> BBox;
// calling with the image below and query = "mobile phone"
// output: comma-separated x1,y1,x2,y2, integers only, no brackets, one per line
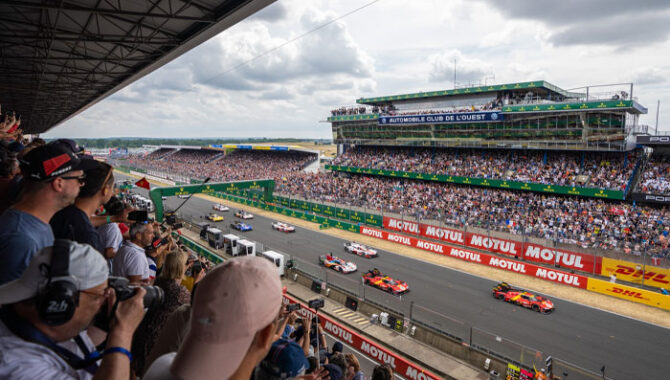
128,210,148,221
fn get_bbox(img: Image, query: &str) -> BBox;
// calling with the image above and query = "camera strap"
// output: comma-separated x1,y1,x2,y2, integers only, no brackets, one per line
0,307,99,375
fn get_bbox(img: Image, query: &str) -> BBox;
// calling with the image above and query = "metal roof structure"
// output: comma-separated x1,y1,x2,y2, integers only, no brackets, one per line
0,0,275,134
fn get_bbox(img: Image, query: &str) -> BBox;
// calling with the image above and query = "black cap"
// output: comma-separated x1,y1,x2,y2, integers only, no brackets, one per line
49,138,84,155
20,144,98,181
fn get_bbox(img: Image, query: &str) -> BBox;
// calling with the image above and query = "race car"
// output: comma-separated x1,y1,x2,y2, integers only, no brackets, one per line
272,221,295,233
492,282,555,314
177,194,191,199
205,213,224,222
319,254,357,274
213,204,229,212
362,268,409,295
230,221,253,231
344,242,378,258
234,210,253,219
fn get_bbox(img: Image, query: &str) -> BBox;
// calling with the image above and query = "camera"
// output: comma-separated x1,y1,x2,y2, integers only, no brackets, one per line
287,303,300,312
172,222,183,230
191,261,206,277
93,276,164,332
308,298,324,310
128,210,148,222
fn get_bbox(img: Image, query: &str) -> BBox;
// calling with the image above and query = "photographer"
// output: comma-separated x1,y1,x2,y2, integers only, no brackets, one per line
0,240,146,379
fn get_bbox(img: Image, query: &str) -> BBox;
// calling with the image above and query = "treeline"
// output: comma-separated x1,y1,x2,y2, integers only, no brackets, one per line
60,138,330,149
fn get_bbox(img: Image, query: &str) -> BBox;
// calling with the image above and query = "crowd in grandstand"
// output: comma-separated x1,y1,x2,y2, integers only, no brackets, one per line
277,172,670,255
333,146,639,191
128,149,318,182
638,155,670,195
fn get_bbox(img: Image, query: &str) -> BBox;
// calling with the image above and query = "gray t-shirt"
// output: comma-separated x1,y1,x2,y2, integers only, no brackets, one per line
111,241,149,280
0,208,55,285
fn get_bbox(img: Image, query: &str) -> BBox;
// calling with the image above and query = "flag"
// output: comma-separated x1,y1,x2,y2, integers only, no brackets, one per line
135,177,151,190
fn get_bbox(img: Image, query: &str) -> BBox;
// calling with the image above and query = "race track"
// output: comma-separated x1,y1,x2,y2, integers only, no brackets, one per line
120,174,670,379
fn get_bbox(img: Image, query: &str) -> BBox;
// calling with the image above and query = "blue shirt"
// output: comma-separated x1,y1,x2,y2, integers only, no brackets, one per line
0,208,54,285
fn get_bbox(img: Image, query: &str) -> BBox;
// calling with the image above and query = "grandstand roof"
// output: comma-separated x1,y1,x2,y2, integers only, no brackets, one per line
355,80,584,105
0,0,275,134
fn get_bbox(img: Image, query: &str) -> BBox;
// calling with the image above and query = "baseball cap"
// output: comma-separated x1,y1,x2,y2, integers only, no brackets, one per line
20,144,97,181
0,241,109,304
259,339,310,378
170,256,283,380
49,138,84,155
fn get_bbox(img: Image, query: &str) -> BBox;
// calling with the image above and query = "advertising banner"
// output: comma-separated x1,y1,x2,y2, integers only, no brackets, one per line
586,278,670,311
382,217,598,272
282,294,441,380
326,165,624,200
600,257,670,289
360,226,587,288
378,111,503,125
636,135,670,145
629,193,670,205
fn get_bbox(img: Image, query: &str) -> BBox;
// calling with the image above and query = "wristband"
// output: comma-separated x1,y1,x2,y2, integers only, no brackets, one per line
103,347,132,362
106,216,111,223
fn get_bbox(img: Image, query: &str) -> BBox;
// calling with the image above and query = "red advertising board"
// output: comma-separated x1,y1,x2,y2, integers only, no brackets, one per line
382,217,599,272
361,226,588,289
282,294,441,380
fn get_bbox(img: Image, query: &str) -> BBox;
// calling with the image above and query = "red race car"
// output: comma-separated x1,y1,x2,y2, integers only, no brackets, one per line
492,282,554,314
363,268,409,295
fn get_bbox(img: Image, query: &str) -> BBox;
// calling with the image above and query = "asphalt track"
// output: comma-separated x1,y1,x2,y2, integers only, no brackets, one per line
119,174,670,379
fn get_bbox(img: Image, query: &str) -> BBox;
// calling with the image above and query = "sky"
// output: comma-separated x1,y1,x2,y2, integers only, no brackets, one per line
45,0,670,139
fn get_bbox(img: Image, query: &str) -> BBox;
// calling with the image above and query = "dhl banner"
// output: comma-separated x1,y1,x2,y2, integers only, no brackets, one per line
599,257,670,289
586,278,670,311
282,294,440,380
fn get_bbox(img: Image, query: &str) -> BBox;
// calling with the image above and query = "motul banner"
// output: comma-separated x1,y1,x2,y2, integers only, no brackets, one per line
382,217,598,272
361,226,588,288
282,294,441,380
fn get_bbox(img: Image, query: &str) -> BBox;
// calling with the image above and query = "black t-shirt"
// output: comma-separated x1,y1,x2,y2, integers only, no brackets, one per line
50,205,102,253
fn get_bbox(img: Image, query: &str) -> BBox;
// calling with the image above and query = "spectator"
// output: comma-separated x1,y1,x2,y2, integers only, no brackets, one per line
344,353,365,380
328,341,344,360
0,240,146,379
0,146,21,213
112,222,153,284
144,303,191,372
143,256,283,380
254,338,310,379
132,249,191,376
0,144,95,285
371,364,393,380
327,352,347,378
50,161,115,252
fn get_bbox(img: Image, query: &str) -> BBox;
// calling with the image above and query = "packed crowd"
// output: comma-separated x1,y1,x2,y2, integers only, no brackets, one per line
0,133,380,379
638,155,670,195
128,149,318,182
277,172,670,255
333,146,640,191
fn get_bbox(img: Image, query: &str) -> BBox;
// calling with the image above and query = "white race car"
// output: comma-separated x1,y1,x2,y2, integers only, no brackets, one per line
177,194,191,199
344,242,378,258
272,221,296,233
213,204,229,212
234,210,253,219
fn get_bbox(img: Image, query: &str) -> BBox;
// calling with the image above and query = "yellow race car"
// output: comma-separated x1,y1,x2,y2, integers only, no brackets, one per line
206,213,224,222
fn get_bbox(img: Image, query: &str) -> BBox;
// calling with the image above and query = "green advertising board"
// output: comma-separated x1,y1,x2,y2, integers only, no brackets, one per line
325,165,624,200
503,99,635,113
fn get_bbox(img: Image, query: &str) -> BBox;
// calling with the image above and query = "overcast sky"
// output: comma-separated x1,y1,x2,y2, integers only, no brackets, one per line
45,0,670,139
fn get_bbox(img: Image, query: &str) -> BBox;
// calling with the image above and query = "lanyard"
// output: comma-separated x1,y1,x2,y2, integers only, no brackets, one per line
0,307,100,375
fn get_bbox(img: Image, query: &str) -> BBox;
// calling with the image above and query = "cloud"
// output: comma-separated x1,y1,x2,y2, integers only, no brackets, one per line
631,67,667,85
250,2,287,22
428,50,492,85
477,0,670,48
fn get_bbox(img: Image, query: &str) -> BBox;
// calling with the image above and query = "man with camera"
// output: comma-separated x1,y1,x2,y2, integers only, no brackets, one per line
0,240,147,379
112,222,154,285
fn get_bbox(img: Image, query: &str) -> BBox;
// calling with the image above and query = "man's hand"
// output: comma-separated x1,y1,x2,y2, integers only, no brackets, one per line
298,366,330,380
112,206,133,223
111,287,146,336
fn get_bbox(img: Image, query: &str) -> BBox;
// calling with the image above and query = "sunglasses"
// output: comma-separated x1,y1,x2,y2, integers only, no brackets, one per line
59,174,87,184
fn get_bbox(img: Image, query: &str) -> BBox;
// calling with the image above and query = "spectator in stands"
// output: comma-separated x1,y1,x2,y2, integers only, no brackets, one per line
371,364,393,380
143,256,283,380
144,303,191,371
328,341,344,360
326,352,347,379
50,161,115,253
112,222,153,284
132,249,191,376
0,240,146,379
0,146,21,213
97,196,127,265
254,338,311,379
0,144,96,285
344,353,365,380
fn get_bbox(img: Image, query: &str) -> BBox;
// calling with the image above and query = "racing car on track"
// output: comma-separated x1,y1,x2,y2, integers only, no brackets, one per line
234,210,254,219
319,254,357,274
492,282,554,313
230,221,253,231
213,204,229,212
344,242,378,258
272,221,295,233
362,268,409,295
205,213,223,222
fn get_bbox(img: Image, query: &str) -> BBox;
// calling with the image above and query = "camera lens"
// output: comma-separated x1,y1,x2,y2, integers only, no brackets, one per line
142,286,165,309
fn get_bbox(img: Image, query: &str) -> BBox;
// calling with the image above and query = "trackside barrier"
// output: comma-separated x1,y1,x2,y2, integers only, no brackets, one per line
586,278,670,311
599,257,670,289
282,294,442,380
171,233,224,264
359,226,588,289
